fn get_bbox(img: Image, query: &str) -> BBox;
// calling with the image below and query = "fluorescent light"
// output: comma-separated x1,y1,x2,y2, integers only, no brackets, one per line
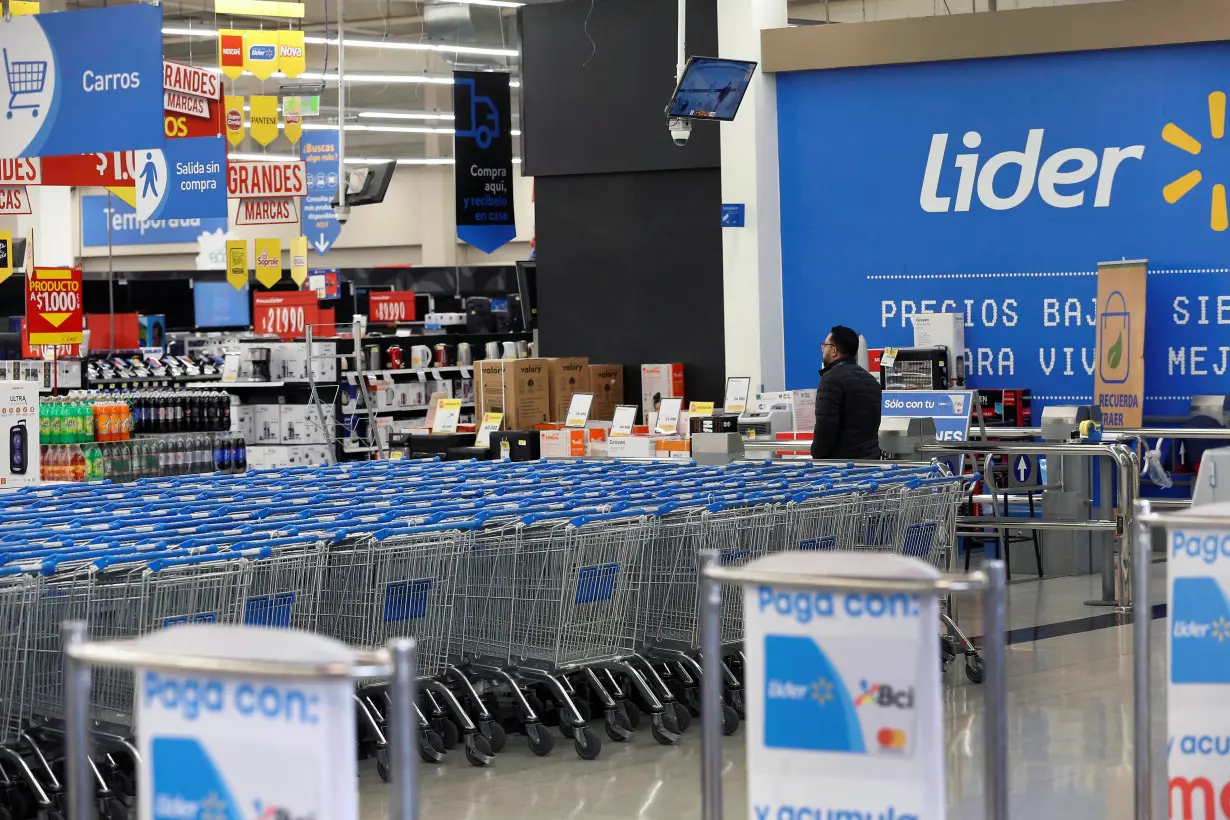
229,152,299,161
230,153,522,165
303,34,517,58
433,0,525,7
358,110,454,121
214,0,305,18
162,26,218,36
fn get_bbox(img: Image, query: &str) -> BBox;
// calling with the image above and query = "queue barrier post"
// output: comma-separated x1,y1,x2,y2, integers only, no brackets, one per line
698,555,1008,820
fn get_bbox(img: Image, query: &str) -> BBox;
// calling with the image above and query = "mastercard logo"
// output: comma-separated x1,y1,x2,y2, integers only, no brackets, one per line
877,728,907,750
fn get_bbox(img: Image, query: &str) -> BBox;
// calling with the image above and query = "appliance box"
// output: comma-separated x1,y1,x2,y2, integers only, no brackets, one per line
546,357,591,423
0,381,39,487
476,358,551,429
253,404,281,445
588,364,625,421
879,348,950,391
640,363,685,419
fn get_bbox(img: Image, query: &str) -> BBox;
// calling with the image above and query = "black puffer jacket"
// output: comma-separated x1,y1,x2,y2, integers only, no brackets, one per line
810,359,883,460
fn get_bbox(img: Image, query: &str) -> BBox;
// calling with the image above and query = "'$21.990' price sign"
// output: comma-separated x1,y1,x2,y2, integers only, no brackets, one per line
253,291,319,341
26,267,84,346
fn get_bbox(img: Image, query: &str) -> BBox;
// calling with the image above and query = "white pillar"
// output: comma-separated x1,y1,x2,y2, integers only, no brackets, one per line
718,0,787,392
18,187,76,267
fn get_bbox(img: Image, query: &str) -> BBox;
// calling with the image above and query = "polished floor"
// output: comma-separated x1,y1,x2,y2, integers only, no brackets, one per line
359,565,1169,819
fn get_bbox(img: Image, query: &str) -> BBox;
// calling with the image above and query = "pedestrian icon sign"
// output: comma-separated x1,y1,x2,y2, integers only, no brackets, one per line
139,152,159,198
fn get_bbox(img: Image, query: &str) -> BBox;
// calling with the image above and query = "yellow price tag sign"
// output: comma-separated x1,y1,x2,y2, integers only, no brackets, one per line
688,401,715,417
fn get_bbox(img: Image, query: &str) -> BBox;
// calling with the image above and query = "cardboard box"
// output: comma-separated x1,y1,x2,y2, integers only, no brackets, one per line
546,357,591,423
588,364,624,421
237,405,256,441
0,381,40,487
606,436,659,459
281,404,336,444
640,363,685,419
476,358,551,429
253,404,281,445
539,428,588,459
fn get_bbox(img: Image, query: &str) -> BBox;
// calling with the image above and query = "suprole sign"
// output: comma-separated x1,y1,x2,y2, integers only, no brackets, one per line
919,129,1145,213
227,161,307,198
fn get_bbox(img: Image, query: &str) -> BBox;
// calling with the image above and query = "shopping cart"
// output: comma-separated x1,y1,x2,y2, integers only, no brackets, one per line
3,48,47,119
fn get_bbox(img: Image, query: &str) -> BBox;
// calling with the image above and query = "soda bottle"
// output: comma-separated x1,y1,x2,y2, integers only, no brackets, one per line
39,401,50,446
69,445,85,483
82,399,95,442
119,401,132,441
48,400,63,446
39,445,47,481
84,443,103,482
221,394,232,431
235,435,248,472
216,434,232,473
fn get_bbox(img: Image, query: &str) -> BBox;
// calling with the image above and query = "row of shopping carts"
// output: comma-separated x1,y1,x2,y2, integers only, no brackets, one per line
0,457,971,819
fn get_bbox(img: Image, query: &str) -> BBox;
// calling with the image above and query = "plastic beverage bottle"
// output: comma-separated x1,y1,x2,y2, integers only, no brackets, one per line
69,445,85,483
119,401,132,441
84,443,103,482
235,435,248,472
47,400,62,446
216,434,232,473
82,399,95,442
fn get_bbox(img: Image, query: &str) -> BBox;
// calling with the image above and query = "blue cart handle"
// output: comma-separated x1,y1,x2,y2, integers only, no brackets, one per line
569,502,678,527
149,548,271,572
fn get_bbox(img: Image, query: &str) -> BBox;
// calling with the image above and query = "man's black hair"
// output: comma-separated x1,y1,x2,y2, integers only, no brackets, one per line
829,325,860,358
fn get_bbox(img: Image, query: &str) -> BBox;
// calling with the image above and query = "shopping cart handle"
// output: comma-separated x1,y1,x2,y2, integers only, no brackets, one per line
91,545,218,571
569,502,677,527
149,547,271,572
370,520,480,541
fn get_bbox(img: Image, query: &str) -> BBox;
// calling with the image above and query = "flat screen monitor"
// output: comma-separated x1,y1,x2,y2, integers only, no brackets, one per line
194,281,252,328
666,57,757,121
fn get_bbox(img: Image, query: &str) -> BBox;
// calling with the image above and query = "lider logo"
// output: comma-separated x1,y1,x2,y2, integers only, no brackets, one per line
248,44,277,62
1162,91,1229,231
1171,576,1230,683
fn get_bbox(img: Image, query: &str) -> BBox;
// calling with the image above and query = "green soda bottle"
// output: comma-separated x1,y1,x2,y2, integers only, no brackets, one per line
48,399,63,446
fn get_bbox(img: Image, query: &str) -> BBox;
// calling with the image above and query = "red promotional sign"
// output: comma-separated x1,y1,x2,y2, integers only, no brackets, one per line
164,61,220,101
254,291,319,340
87,313,141,352
369,291,416,325
21,319,80,359
0,159,40,185
26,267,84,346
228,161,307,198
41,152,139,187
235,198,299,226
0,187,31,215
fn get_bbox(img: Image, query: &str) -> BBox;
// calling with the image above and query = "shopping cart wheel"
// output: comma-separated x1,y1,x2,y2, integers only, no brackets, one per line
721,704,740,736
650,713,679,746
419,730,446,764
376,748,392,781
604,708,633,742
431,717,460,750
671,701,692,733
4,786,30,819
101,797,126,820
573,727,602,761
965,654,985,684
557,699,591,739
526,722,554,757
465,733,494,767
480,719,507,753
727,687,746,719
623,698,642,729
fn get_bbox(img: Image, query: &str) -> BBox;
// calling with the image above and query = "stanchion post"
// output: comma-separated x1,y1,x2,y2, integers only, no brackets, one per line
699,550,723,820
62,621,94,820
387,638,419,820
981,560,1008,820
1132,499,1153,820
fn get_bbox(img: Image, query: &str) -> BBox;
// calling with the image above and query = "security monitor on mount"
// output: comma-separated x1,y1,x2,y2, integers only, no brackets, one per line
665,56,758,146
332,161,396,210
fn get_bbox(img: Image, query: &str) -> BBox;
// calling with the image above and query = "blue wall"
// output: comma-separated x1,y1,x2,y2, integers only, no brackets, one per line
778,42,1230,416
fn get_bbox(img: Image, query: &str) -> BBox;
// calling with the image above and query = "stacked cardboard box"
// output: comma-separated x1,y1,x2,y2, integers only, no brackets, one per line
476,358,551,429
547,357,591,422
588,364,624,421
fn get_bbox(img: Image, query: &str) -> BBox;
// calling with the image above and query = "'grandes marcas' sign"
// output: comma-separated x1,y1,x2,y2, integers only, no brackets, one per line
227,161,307,198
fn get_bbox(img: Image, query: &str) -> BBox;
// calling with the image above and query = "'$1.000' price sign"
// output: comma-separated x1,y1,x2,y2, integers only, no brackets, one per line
253,291,319,341
26,267,84,346
368,291,416,325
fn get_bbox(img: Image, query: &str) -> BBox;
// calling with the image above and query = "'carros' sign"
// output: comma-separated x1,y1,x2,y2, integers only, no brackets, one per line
778,42,1230,416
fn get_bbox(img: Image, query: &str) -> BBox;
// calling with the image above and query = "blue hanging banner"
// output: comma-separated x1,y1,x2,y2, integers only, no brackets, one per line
453,71,516,253
0,5,165,158
135,136,228,221
81,195,227,247
301,131,341,254
778,42,1230,417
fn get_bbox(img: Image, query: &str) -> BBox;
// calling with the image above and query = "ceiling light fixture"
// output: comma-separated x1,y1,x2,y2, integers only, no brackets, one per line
357,110,455,121
432,0,525,8
303,34,517,58
230,153,522,165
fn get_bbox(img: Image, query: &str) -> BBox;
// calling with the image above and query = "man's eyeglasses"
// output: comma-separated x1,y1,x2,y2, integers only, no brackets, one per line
821,342,837,350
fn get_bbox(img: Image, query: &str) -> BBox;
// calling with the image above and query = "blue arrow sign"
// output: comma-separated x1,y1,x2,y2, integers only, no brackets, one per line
1013,454,1033,483
301,131,341,254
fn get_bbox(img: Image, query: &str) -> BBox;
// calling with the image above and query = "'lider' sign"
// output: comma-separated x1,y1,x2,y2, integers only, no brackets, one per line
26,266,83,346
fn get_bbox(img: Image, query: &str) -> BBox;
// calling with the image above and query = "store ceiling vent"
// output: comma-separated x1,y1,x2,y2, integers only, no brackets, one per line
422,1,519,70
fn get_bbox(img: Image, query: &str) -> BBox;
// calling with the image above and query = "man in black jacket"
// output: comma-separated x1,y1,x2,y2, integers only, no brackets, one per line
811,325,883,460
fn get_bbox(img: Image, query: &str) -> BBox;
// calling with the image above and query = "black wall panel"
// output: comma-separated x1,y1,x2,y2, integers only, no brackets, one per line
535,169,724,412
519,0,720,178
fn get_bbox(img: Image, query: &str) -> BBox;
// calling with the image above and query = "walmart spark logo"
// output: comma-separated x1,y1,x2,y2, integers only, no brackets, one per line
1162,91,1229,231
1214,616,1230,642
811,677,834,705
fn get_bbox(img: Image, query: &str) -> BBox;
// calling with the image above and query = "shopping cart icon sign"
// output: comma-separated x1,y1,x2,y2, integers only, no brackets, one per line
3,48,47,120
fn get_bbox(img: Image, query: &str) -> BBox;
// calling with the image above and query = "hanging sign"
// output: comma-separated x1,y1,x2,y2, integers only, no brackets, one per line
236,197,299,226
135,137,228,222
0,158,40,185
743,551,943,820
0,231,12,285
226,239,248,290
243,30,280,80
253,238,283,288
163,61,219,119
278,30,306,78
228,161,307,198
0,187,31,215
218,30,246,79
290,236,308,286
81,195,228,247
224,96,246,146
254,291,318,339
1093,259,1147,429
453,71,516,253
0,5,165,159
135,626,358,820
368,291,416,325
26,266,83,346
249,95,279,147
301,132,341,253
283,113,302,145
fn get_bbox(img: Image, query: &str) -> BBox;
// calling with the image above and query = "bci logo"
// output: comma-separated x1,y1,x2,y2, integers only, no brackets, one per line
248,45,277,61
919,89,1230,231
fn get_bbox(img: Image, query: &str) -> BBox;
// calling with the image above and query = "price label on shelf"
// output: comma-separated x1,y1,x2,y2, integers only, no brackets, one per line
688,401,715,417
26,267,83,346
476,412,503,447
369,291,416,325
432,398,463,434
